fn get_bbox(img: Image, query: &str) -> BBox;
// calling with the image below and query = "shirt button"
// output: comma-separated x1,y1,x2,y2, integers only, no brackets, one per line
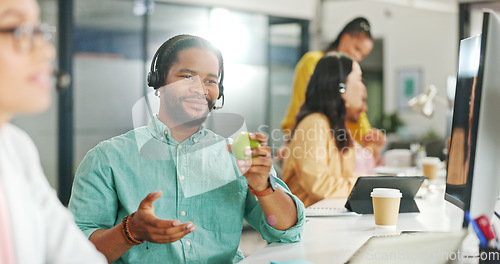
178,145,182,149
180,175,185,181
160,137,164,140
181,211,186,216
186,241,191,246
193,139,198,143
165,130,168,135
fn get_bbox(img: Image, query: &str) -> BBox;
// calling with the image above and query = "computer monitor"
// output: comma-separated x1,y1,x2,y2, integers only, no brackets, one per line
445,10,500,220
445,34,480,212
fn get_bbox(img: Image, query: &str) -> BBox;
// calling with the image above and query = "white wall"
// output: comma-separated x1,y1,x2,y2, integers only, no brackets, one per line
319,1,458,138
157,0,317,20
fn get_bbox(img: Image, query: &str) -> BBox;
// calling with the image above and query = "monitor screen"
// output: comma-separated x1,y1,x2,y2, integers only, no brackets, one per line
444,35,480,211
445,10,500,220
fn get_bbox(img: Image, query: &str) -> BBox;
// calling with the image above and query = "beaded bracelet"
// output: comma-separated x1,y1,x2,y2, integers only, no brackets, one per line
121,212,144,245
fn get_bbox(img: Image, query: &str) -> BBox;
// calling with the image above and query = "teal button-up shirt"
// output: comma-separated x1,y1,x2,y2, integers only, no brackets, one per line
68,116,305,264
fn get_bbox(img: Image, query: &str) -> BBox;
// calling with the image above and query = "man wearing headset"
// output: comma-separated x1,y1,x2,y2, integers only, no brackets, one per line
68,34,305,264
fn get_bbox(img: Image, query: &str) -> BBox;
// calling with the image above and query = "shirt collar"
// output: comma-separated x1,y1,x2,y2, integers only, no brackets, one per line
147,115,207,144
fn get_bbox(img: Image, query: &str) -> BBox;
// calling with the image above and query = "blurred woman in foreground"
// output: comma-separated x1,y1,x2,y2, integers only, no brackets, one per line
0,0,106,263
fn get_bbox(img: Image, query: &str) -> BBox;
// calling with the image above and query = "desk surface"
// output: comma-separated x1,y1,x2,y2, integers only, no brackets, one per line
240,190,465,264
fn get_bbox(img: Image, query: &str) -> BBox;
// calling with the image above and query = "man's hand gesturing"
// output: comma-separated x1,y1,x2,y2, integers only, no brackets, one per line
128,191,196,243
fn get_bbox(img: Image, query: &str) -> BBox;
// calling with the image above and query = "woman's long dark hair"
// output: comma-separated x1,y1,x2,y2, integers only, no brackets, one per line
292,52,354,150
324,17,372,52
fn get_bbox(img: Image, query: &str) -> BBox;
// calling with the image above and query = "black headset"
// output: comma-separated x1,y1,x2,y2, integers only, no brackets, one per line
337,57,346,94
146,45,163,89
146,41,225,109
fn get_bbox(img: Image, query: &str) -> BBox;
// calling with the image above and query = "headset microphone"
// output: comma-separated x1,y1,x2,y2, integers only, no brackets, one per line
213,94,224,110
213,70,225,109
54,70,71,93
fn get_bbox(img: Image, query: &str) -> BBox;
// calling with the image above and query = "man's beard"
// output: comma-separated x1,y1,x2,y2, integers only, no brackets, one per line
164,94,215,128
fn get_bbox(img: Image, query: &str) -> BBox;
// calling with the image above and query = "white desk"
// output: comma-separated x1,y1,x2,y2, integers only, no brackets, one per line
240,190,466,264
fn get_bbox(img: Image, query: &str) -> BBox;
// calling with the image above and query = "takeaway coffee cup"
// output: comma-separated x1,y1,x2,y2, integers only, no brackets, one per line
371,188,402,227
421,157,441,180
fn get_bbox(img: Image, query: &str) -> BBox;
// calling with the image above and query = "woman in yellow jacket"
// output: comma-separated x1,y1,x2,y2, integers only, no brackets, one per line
281,52,375,207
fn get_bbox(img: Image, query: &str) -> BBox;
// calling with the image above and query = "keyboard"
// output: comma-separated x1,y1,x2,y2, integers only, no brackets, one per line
305,206,360,217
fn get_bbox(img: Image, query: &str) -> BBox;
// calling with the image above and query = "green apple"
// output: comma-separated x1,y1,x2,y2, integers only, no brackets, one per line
231,132,261,160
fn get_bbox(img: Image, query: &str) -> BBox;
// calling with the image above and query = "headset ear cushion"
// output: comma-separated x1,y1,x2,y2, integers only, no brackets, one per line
147,71,159,88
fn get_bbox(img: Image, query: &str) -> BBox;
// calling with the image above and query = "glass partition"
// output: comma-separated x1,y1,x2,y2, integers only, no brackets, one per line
73,0,143,166
268,22,303,152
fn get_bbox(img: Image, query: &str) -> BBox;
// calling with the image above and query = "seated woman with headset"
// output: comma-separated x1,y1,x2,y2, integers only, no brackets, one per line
281,52,375,207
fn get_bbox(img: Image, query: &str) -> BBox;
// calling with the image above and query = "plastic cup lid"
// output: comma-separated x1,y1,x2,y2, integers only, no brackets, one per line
370,188,402,198
421,157,441,164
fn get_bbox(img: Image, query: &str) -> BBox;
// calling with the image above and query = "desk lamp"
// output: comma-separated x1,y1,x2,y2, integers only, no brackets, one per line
408,82,455,160
408,84,449,117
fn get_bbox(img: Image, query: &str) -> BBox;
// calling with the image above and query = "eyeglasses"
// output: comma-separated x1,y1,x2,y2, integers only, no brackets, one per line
0,23,55,52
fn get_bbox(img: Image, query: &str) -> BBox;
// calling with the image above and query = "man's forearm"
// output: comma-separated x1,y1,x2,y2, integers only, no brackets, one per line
257,188,298,230
89,225,134,263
